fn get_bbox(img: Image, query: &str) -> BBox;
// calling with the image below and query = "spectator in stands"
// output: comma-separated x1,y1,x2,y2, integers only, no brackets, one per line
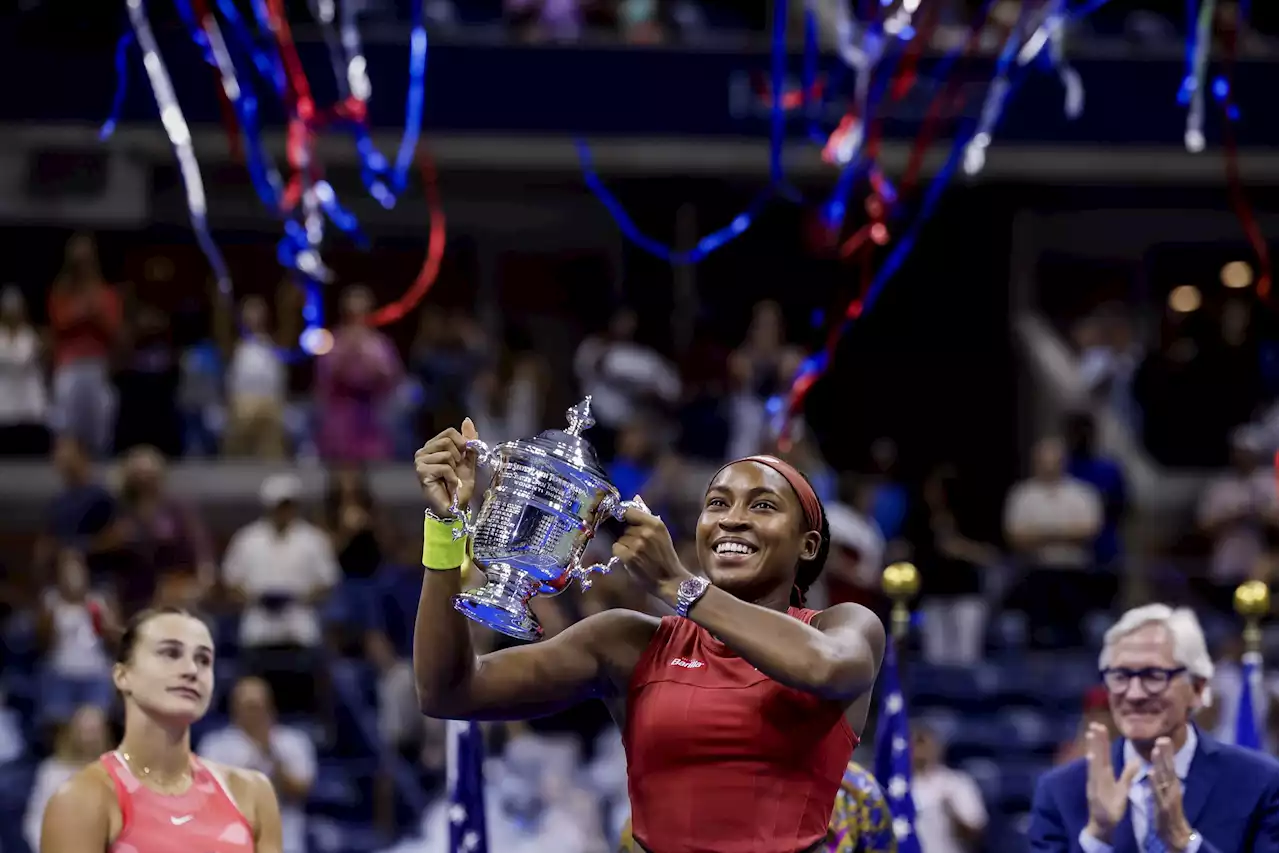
1064,411,1127,568
865,438,910,545
409,308,489,438
35,548,116,726
199,676,315,853
324,465,388,649
222,473,339,715
821,483,886,612
914,464,999,667
911,722,988,853
1075,308,1141,432
1199,633,1271,747
113,445,214,613
1195,427,1278,615
0,284,50,456
727,300,794,459
367,630,445,788
39,435,117,577
224,294,288,459
1004,436,1103,648
315,285,404,462
47,232,120,457
574,306,681,462
1029,604,1280,853
467,350,542,446
22,703,111,852
112,303,182,458
1054,686,1119,765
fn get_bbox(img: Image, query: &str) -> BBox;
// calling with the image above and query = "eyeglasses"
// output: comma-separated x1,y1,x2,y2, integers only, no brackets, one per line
1099,666,1187,695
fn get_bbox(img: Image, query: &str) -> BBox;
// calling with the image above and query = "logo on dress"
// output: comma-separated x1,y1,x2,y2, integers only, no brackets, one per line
170,815,194,825
669,657,705,669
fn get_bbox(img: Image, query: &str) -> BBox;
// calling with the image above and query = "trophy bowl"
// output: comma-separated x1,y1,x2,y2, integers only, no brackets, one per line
447,397,644,641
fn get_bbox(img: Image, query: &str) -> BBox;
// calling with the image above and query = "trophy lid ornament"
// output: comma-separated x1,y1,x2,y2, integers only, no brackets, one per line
565,397,596,437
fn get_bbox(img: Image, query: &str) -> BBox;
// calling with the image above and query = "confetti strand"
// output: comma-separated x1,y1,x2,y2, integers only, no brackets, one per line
100,29,135,140
367,152,448,327
1216,3,1273,299
575,0,789,263
124,0,232,298
1182,0,1217,152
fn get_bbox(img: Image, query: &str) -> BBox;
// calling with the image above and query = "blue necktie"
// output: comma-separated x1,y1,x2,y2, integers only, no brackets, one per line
1143,779,1168,853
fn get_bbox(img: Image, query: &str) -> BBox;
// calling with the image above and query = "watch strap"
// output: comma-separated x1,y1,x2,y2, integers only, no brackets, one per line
675,577,711,618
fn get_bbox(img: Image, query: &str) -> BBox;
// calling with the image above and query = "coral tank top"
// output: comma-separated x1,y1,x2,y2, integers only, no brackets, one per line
101,751,254,853
623,607,858,853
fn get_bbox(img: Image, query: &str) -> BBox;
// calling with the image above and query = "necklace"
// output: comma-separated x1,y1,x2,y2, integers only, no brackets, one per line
120,750,193,793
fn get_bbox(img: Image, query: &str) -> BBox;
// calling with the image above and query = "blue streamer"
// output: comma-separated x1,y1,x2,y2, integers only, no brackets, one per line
391,12,429,194
578,0,789,263
215,0,286,97
170,0,284,212
575,141,770,265
100,30,135,141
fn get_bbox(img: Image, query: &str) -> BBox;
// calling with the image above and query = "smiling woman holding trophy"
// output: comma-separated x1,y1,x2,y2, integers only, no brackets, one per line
413,398,887,853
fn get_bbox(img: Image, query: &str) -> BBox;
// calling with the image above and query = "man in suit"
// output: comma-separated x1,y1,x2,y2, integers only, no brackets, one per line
1029,604,1279,853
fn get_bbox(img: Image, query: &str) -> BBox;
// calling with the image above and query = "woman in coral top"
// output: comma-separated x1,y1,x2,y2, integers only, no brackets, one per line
414,420,887,853
40,607,283,853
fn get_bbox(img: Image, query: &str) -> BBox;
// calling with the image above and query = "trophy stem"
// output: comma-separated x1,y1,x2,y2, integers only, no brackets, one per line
451,562,544,642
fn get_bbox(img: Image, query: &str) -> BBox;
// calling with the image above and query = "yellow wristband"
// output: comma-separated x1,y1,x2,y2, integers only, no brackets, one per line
422,513,467,570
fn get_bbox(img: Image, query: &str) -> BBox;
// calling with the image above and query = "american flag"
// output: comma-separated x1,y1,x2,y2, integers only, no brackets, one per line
446,720,489,853
1234,651,1263,750
873,638,921,853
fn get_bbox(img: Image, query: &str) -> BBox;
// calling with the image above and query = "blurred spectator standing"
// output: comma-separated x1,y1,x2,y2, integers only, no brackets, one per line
0,285,50,457
1074,308,1142,431
1064,411,1128,568
113,303,183,457
199,676,316,853
408,308,489,438
1195,427,1278,614
865,438,910,547
316,285,404,462
222,474,339,715
1004,436,1103,648
1201,633,1274,748
914,464,999,667
113,446,215,613
40,435,117,578
821,486,887,611
574,307,681,462
47,233,120,457
34,548,116,727
910,722,989,853
22,704,111,852
224,294,288,459
323,466,390,650
726,300,795,459
467,350,543,446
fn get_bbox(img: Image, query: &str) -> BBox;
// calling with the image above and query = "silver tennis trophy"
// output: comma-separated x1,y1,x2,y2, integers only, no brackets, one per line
445,397,647,641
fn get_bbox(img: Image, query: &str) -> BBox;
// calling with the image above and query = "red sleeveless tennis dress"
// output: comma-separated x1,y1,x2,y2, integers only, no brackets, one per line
623,607,859,853
101,751,254,853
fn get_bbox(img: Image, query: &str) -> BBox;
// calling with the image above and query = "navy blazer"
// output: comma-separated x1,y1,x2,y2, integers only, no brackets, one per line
1028,728,1279,853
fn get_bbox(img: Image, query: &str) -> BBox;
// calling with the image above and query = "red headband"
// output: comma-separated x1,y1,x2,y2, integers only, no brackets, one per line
716,455,824,533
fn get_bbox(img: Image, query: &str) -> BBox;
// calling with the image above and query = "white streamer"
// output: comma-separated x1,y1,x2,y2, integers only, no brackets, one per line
125,0,232,297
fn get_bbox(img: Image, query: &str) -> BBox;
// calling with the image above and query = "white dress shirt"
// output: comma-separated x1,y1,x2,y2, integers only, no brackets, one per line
1078,725,1202,853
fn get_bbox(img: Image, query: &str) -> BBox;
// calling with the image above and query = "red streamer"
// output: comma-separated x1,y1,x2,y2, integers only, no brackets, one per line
1217,6,1273,301
367,152,448,327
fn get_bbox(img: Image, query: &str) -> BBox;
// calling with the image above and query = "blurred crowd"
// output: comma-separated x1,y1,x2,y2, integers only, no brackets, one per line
0,230,1275,853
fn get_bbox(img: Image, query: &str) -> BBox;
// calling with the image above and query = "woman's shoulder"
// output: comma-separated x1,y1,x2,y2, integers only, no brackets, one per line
43,760,115,819
202,758,274,820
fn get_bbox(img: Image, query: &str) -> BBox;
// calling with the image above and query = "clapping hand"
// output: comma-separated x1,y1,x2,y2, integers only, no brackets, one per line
1083,723,1140,843
1150,737,1194,851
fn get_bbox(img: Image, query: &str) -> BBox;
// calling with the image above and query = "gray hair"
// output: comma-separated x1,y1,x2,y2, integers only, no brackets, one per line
1098,604,1215,707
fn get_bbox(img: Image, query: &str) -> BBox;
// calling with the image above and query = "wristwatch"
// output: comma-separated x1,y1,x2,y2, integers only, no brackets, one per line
675,576,711,618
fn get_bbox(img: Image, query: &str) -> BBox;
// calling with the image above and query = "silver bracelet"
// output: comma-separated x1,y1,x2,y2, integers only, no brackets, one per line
423,507,457,524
